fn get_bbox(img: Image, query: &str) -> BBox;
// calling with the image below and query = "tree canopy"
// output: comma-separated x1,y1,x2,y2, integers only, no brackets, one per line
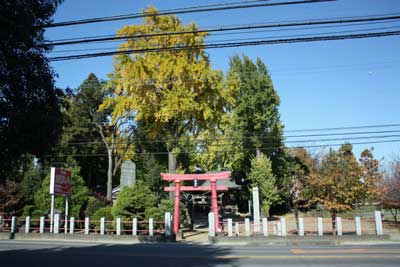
0,0,63,181
104,7,236,152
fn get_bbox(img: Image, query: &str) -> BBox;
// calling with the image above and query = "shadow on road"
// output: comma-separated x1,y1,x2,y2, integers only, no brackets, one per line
0,241,236,267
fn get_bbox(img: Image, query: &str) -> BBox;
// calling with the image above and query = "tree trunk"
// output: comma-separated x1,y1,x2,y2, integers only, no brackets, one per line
294,203,299,232
390,209,398,222
106,149,113,202
331,210,337,236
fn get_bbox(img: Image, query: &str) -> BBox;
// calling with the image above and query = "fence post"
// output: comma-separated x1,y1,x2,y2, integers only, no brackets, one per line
100,217,105,235
280,218,287,236
227,218,233,237
355,217,362,236
298,217,304,236
84,217,90,235
235,222,239,236
208,212,215,237
245,218,250,236
262,218,268,236
116,218,121,235
69,217,75,234
53,214,59,234
25,216,30,234
39,216,45,234
374,211,383,235
132,218,137,236
149,218,154,236
165,212,171,236
317,217,323,236
11,216,17,233
0,216,2,231
336,217,342,236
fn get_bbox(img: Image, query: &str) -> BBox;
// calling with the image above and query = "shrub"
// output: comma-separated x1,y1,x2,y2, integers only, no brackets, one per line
144,199,184,220
85,196,106,218
22,205,35,217
92,206,113,229
112,181,157,220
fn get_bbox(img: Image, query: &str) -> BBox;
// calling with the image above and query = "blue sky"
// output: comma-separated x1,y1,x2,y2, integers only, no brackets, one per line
45,0,400,163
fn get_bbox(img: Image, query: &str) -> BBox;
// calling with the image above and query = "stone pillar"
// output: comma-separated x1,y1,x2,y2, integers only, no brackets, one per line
25,216,30,233
11,216,17,233
149,218,154,236
235,222,240,236
280,218,287,236
132,218,137,236
116,218,121,235
165,212,172,236
39,216,45,234
317,217,323,236
227,218,233,237
252,187,261,234
245,218,250,236
262,218,268,236
53,214,60,234
69,217,75,234
374,211,383,235
84,217,90,235
355,217,362,236
208,212,215,237
100,217,105,235
298,217,304,236
336,217,342,236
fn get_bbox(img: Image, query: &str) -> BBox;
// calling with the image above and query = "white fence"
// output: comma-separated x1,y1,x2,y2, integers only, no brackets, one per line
0,212,173,236
208,211,384,237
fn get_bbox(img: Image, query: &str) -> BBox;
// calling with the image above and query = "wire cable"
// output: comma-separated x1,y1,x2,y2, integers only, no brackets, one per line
42,0,335,28
48,30,400,61
42,14,400,47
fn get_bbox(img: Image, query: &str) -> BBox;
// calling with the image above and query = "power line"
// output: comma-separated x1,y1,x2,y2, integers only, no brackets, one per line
48,30,400,61
42,0,335,28
47,139,400,157
42,13,400,47
47,24,400,54
62,130,400,146
47,14,400,43
285,123,400,133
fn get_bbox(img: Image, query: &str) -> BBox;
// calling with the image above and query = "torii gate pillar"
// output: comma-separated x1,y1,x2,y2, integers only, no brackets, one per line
162,172,231,234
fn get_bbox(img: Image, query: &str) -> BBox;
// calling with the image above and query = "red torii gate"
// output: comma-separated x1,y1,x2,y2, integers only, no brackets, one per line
161,171,231,234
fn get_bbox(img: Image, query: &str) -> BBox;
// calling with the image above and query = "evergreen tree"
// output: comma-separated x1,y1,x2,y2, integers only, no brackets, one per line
0,0,63,181
53,73,108,191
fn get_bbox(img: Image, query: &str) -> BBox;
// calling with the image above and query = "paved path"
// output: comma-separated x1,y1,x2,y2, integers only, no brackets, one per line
0,240,399,267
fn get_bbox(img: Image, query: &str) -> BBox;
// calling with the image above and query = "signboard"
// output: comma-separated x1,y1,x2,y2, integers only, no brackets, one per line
50,167,71,195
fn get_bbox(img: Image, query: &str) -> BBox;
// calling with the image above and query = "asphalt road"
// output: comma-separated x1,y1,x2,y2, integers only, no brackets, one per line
0,240,399,267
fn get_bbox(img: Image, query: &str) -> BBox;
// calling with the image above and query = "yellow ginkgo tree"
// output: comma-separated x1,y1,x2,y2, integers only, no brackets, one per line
103,6,237,172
